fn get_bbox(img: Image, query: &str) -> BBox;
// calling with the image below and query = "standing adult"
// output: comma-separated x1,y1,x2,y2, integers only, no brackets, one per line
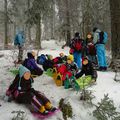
69,32,83,69
14,30,25,63
93,27,108,71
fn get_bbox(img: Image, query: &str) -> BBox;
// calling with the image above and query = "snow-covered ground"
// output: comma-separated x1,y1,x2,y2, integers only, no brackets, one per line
0,40,120,120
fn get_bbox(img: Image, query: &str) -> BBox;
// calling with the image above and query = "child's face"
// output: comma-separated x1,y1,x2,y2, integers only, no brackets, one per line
83,59,88,65
67,59,72,64
49,55,53,60
32,51,36,57
23,72,31,80
60,53,64,57
87,34,92,39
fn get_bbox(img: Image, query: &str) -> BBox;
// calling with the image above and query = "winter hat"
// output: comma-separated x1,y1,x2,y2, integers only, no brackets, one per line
59,53,64,57
46,54,53,60
27,52,34,59
18,65,31,90
93,27,98,32
82,56,89,65
75,32,80,37
27,51,36,59
67,54,74,62
19,65,31,78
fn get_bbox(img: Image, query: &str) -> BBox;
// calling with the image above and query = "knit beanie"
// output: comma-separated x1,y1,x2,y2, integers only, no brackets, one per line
19,65,31,78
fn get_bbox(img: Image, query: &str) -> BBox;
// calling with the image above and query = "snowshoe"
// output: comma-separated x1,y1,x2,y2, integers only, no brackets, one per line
55,73,63,86
45,68,53,77
52,67,57,81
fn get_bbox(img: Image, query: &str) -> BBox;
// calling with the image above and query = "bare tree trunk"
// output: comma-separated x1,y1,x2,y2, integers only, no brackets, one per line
66,0,71,45
109,0,120,70
36,14,41,49
50,0,55,39
62,0,71,48
4,0,8,49
27,0,31,43
110,0,120,59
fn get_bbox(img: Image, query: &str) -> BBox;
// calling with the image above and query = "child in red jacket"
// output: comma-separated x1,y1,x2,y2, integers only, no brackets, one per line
57,54,78,82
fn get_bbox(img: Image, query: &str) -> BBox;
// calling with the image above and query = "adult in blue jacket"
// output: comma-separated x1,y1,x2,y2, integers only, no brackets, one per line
93,27,108,71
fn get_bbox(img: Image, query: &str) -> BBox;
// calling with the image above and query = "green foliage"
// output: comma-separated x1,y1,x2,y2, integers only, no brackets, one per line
59,98,73,120
11,110,28,120
93,94,120,120
80,89,95,105
9,68,19,76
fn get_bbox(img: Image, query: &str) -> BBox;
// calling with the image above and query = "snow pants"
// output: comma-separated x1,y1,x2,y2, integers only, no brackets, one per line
95,44,107,67
14,89,51,112
73,51,82,69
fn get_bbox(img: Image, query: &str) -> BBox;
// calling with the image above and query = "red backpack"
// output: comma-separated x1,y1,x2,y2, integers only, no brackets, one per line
73,39,83,51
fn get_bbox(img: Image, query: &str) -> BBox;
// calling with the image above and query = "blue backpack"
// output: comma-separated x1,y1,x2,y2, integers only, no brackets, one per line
14,32,25,46
37,54,47,65
99,31,108,44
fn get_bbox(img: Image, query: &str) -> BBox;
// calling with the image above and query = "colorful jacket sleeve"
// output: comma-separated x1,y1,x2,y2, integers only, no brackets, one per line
69,39,75,48
75,69,85,79
89,63,97,79
31,59,42,71
93,32,99,44
14,35,18,45
8,74,19,92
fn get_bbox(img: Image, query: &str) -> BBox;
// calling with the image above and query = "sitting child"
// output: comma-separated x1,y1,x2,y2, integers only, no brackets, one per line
6,65,56,115
43,54,54,71
53,53,67,65
37,54,54,71
57,54,78,82
75,56,97,82
23,51,43,76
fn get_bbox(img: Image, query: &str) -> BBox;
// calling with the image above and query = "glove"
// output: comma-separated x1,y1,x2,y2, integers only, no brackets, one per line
6,89,11,96
69,48,74,54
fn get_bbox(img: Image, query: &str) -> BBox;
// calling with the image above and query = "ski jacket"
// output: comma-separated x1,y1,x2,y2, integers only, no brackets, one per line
75,61,97,79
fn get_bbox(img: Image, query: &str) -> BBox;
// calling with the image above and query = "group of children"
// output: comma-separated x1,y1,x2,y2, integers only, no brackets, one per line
5,26,109,117
6,40,98,116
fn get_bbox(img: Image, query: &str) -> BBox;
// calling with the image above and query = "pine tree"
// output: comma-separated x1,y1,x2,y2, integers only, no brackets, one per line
26,0,53,49
93,94,120,120
59,98,73,120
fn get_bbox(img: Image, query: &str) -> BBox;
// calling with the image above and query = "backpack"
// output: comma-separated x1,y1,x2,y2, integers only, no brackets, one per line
37,54,47,65
99,31,108,44
14,33,25,46
73,39,83,51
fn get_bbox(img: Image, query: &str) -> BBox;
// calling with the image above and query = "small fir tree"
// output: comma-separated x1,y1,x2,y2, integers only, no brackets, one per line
93,94,120,120
11,110,28,120
59,98,73,120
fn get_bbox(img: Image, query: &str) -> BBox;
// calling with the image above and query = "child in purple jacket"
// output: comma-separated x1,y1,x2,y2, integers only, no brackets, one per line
23,51,43,76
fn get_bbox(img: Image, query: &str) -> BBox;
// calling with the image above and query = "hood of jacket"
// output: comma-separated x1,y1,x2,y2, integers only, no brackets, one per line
19,65,30,78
